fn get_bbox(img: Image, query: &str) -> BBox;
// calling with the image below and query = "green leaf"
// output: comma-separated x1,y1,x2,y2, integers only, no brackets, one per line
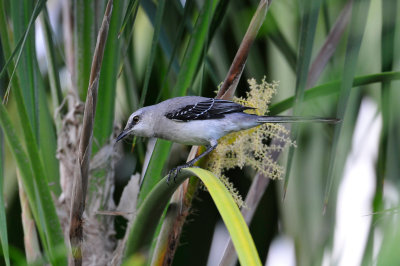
187,168,261,266
269,71,400,115
173,0,218,96
93,0,126,153
75,0,95,100
262,12,297,72
323,0,371,208
125,169,192,258
6,0,61,195
119,0,140,37
137,139,172,207
125,168,261,266
156,0,195,102
0,2,65,262
0,0,45,84
283,0,323,197
363,0,398,263
208,0,229,46
38,87,61,194
0,131,9,266
40,7,64,126
141,0,180,74
138,0,166,107
9,0,45,139
0,104,66,265
375,0,398,212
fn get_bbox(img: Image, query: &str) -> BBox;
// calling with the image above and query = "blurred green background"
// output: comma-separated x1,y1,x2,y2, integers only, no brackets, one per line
0,0,399,265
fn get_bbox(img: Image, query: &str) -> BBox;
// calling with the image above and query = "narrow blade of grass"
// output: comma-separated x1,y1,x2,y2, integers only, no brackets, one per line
9,0,61,194
0,0,45,99
321,0,331,35
38,87,61,195
74,0,95,100
0,131,9,266
22,4,62,193
9,0,45,139
207,0,229,47
375,0,398,211
173,0,218,96
39,4,63,194
156,0,195,102
93,0,126,154
263,12,297,72
0,38,9,266
141,0,180,74
138,0,166,107
40,7,64,128
283,0,323,198
307,0,352,88
323,0,371,210
119,0,139,37
269,71,400,115
362,0,397,263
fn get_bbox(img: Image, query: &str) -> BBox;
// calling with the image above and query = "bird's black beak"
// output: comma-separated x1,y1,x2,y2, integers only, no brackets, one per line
116,129,130,142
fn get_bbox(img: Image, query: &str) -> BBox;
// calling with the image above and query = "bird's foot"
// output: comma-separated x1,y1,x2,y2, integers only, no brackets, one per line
167,166,184,184
167,163,198,184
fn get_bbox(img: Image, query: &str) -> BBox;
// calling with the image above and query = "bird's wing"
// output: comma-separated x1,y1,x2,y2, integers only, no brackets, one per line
165,98,253,121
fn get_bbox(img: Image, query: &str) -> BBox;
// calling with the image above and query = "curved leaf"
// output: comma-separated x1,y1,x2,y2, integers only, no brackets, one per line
187,168,262,266
125,168,261,266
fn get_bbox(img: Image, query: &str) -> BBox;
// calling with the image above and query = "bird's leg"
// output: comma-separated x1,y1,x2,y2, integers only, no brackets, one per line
167,142,218,183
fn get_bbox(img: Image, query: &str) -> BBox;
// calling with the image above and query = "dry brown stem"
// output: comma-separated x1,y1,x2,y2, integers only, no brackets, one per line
68,1,114,265
216,0,272,100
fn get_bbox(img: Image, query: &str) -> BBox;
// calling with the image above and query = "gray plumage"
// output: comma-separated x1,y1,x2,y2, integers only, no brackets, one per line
117,96,338,146
116,96,339,180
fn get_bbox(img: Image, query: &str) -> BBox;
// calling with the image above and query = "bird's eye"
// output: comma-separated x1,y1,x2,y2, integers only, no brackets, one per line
132,116,140,124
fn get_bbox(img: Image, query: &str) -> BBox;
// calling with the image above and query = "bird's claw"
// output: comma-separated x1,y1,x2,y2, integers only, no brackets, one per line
167,166,182,184
166,163,197,184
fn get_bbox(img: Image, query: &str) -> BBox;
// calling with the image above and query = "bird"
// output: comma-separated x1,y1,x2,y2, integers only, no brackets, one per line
116,96,339,182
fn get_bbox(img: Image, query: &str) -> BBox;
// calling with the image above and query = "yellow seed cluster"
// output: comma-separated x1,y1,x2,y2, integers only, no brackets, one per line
207,77,294,206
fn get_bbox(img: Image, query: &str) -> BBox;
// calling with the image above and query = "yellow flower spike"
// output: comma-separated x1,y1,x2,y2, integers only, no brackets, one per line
206,77,293,206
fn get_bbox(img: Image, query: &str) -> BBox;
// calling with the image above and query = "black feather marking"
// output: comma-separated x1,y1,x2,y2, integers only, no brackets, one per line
165,98,254,121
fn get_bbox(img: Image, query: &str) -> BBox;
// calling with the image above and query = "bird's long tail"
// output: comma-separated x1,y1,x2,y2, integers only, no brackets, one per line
257,115,340,124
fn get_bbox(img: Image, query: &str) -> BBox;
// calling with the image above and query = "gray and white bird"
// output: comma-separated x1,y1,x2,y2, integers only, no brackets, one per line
116,96,338,180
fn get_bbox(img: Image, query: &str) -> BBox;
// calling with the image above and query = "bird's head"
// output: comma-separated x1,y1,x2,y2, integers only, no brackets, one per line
116,107,154,142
